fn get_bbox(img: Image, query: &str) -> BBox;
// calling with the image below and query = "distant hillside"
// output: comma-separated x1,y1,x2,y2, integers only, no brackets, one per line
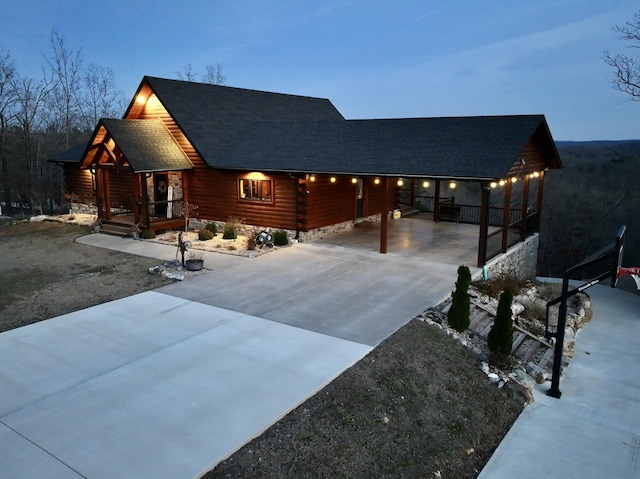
540,140,639,293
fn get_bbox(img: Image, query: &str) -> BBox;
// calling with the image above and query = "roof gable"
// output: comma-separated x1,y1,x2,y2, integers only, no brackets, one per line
82,119,193,173
126,77,344,168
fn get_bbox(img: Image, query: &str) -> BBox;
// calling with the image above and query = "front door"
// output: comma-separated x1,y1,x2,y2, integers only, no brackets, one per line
154,173,168,217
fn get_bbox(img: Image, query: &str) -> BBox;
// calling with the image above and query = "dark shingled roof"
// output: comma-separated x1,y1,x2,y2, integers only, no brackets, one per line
216,115,553,179
49,143,87,163
99,119,193,173
143,76,344,167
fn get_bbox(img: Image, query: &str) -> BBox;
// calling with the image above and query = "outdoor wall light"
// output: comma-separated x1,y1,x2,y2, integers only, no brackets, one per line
135,94,147,105
511,177,518,183
307,174,316,182
397,179,404,186
499,179,506,186
374,178,380,185
533,171,540,178
351,177,358,184
490,181,498,188
330,176,336,183
449,181,457,189
422,181,429,188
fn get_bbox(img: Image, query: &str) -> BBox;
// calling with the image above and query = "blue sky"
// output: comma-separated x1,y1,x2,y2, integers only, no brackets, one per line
1,0,638,140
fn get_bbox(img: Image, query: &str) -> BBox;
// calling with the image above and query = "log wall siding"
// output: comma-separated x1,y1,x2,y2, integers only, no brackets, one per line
188,169,299,229
107,169,134,207
64,165,94,201
125,88,399,231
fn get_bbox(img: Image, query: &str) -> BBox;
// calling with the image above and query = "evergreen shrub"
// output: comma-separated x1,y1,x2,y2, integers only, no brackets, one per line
488,289,514,360
448,265,471,333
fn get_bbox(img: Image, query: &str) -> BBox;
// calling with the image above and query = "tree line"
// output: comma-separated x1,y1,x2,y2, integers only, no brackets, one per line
0,30,226,217
0,31,125,216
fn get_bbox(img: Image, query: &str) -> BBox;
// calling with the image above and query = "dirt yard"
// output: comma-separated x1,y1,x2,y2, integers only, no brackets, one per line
0,220,168,332
0,219,523,478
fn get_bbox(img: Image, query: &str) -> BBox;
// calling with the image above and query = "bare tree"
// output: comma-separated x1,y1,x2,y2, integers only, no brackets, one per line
11,75,53,215
0,46,18,214
176,64,198,82
203,63,226,85
43,30,84,149
80,63,125,128
604,10,640,101
177,63,226,85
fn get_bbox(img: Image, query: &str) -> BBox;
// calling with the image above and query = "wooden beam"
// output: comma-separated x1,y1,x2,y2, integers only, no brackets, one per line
478,183,491,267
433,179,441,222
141,174,150,228
536,171,545,230
103,169,112,221
520,173,531,240
409,179,416,207
380,177,389,254
502,179,512,251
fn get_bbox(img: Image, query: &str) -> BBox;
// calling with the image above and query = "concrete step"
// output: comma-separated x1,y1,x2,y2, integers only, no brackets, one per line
101,222,134,237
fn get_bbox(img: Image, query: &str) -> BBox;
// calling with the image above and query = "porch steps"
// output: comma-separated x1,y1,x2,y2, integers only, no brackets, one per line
430,299,555,372
100,221,135,237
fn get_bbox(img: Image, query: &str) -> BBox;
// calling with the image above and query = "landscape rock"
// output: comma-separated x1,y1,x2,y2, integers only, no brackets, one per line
503,381,534,405
525,362,550,384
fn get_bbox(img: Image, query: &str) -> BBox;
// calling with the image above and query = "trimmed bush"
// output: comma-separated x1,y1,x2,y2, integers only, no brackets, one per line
205,223,217,235
222,224,237,240
273,230,289,246
198,228,214,241
488,289,514,360
447,265,471,333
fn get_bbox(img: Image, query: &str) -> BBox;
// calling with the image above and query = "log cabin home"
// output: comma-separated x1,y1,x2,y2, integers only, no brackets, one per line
53,76,562,267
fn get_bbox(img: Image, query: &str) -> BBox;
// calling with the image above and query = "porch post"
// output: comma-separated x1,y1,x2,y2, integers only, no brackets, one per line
95,168,105,219
103,169,112,221
520,173,531,240
140,174,150,228
409,179,416,207
132,173,142,225
536,170,545,230
478,183,491,267
501,179,512,251
433,179,441,221
380,177,389,254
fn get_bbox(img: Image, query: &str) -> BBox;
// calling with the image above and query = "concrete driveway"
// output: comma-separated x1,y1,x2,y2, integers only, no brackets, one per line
1,233,462,478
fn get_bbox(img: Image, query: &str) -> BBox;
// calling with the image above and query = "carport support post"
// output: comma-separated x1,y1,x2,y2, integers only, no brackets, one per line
477,183,490,267
433,180,441,222
380,176,389,253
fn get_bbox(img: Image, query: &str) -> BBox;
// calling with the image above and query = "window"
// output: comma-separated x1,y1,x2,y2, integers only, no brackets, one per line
239,177,273,202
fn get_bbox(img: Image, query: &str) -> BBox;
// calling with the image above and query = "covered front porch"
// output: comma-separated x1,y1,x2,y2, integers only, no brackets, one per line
81,118,195,233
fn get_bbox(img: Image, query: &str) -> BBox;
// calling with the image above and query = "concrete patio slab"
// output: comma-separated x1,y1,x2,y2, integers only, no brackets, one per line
1,292,370,479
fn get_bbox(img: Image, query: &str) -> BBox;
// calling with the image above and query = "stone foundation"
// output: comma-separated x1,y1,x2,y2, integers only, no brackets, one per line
481,233,539,281
297,214,382,242
69,202,98,216
188,213,383,243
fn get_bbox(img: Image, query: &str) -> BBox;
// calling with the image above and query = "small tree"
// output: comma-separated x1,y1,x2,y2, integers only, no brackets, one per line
488,289,514,361
448,265,471,332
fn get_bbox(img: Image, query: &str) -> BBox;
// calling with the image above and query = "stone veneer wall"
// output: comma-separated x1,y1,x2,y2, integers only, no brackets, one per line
189,213,383,243
481,233,539,281
69,202,98,215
